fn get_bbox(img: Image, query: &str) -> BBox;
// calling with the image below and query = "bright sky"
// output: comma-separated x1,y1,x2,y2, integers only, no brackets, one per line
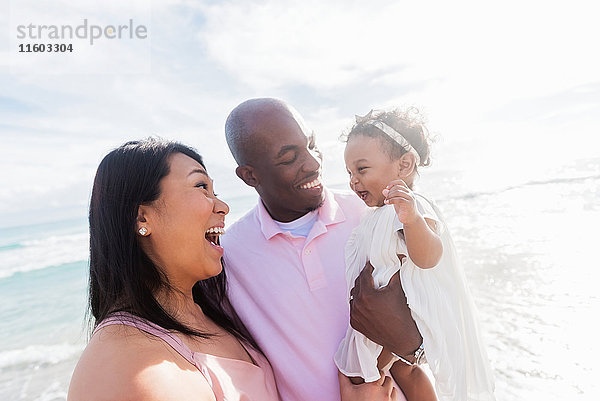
1,0,599,228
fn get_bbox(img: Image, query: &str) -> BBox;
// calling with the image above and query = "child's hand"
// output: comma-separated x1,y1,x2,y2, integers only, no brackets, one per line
338,370,398,401
382,180,419,226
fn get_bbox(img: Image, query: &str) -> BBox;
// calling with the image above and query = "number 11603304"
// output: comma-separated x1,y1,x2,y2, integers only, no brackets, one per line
18,43,74,52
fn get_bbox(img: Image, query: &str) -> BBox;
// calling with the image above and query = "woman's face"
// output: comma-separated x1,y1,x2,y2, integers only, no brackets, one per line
344,134,401,207
140,153,229,287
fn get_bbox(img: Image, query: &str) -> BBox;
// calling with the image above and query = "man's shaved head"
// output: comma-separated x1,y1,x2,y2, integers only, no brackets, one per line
223,98,324,222
225,98,305,166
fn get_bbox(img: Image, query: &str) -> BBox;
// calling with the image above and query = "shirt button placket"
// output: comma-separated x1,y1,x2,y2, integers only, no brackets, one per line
301,247,310,285
302,247,323,289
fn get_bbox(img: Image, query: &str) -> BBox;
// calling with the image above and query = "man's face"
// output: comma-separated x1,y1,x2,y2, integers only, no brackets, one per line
252,108,325,222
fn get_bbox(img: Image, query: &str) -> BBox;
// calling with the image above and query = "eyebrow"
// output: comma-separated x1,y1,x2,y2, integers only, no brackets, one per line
187,168,209,177
276,134,315,159
275,145,298,158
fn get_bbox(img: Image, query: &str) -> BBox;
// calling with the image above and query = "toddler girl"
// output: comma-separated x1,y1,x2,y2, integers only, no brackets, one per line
334,108,495,401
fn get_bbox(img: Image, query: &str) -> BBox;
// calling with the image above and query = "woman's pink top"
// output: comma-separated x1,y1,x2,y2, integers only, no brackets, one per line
94,312,280,401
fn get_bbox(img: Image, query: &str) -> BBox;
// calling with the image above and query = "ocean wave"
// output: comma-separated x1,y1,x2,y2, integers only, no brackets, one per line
443,174,600,202
0,233,89,280
0,343,84,370
0,243,24,251
33,384,68,401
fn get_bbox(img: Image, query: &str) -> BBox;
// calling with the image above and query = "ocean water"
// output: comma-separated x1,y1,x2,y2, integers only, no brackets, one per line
1,160,599,401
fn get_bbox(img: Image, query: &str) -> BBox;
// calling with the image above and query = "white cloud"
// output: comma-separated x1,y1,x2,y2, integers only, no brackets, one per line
1,0,599,227
197,0,600,110
197,1,420,90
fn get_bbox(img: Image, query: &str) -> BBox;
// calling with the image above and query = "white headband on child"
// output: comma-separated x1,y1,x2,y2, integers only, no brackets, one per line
360,118,421,166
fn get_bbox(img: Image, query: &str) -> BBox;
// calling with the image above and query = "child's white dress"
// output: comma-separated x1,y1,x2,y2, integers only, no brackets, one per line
334,194,495,401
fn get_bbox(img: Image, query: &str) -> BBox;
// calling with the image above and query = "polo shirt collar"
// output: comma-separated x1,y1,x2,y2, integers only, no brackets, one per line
255,188,346,240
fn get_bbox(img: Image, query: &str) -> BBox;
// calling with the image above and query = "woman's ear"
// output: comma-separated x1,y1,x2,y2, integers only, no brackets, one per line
236,165,259,188
397,152,417,178
136,205,151,236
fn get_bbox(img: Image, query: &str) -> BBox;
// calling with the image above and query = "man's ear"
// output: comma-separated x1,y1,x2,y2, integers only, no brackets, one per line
236,165,259,188
397,152,417,178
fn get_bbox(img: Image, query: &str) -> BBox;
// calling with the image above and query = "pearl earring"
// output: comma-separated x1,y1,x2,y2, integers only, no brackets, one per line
138,227,148,236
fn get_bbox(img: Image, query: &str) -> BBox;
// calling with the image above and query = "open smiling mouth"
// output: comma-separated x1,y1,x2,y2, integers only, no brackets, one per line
356,190,369,200
204,227,224,247
298,177,322,190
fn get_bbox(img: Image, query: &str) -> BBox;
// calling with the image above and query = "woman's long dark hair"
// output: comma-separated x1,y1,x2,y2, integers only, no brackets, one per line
88,138,258,350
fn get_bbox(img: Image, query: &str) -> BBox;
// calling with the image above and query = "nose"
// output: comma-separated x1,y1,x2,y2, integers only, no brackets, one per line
214,197,229,215
349,172,359,189
302,147,322,173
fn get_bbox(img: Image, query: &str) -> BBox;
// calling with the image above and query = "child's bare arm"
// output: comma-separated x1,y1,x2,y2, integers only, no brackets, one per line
402,215,442,269
383,180,442,269
389,360,437,401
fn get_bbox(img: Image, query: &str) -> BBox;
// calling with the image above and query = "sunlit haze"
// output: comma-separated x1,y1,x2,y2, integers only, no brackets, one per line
1,0,598,227
1,1,600,400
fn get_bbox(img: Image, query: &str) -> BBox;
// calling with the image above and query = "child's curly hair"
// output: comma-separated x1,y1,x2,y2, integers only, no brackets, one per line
341,107,432,167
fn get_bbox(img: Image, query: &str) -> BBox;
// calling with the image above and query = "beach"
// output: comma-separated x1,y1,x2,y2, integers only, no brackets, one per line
3,0,600,399
1,157,599,401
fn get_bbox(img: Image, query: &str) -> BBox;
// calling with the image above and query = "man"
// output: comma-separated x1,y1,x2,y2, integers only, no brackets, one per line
221,98,422,401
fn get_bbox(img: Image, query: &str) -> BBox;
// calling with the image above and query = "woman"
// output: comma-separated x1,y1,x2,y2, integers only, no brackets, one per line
68,138,397,401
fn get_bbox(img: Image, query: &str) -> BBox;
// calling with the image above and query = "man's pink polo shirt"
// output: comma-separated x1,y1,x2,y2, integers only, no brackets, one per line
221,188,365,401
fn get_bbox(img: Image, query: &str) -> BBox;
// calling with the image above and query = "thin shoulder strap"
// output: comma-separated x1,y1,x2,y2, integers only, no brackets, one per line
94,312,198,369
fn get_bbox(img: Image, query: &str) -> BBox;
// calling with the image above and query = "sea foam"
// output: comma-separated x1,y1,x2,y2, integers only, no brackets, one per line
0,233,88,280
0,343,84,370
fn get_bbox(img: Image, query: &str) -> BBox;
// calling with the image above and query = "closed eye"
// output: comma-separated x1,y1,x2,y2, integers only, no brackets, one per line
279,153,298,165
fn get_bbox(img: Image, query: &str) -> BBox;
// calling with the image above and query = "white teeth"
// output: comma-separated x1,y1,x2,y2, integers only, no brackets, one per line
205,227,225,235
300,178,321,189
